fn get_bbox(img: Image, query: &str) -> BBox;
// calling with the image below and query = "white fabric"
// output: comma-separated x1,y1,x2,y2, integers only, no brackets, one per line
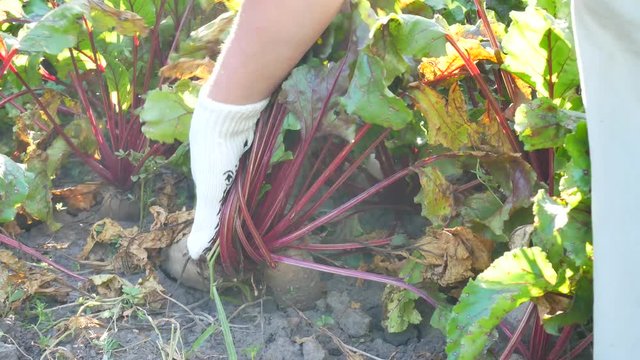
186,87,268,259
572,1,640,357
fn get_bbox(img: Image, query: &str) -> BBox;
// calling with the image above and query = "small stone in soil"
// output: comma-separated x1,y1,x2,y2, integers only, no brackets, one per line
262,337,302,360
367,338,398,358
302,338,327,360
383,325,419,346
337,308,372,338
326,291,350,314
0,343,19,360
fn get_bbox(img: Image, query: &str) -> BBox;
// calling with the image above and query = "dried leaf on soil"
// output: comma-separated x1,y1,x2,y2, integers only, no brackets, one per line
0,250,69,310
80,218,138,259
52,182,101,212
88,0,149,36
413,227,494,287
87,273,166,308
82,208,193,272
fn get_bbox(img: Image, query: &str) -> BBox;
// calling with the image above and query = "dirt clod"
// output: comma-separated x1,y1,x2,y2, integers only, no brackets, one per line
337,308,372,338
262,337,302,360
302,337,327,360
0,343,18,360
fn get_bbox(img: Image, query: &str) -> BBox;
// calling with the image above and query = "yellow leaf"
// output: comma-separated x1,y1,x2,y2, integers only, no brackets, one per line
411,83,472,150
159,58,215,80
414,227,494,287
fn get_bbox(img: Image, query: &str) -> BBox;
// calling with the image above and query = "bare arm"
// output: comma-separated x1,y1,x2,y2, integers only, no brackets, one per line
205,0,345,104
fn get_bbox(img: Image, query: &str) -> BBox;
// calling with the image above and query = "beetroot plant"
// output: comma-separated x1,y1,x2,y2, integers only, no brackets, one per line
0,0,230,226
211,1,592,359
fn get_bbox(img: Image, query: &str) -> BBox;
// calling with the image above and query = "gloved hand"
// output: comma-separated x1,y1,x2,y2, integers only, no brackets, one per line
186,84,268,259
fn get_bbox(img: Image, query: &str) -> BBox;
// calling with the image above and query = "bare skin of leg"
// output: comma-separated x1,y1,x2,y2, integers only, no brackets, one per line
206,0,346,105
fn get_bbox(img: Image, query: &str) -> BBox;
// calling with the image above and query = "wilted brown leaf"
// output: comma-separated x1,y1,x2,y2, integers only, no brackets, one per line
533,293,572,319
413,227,494,287
178,12,235,58
52,182,102,212
413,166,455,227
113,207,193,272
470,110,513,153
87,273,166,308
418,36,497,85
65,315,104,331
411,83,471,150
0,250,69,309
81,207,193,272
136,274,166,308
80,218,138,259
88,274,128,298
160,58,215,80
88,0,149,36
153,175,178,212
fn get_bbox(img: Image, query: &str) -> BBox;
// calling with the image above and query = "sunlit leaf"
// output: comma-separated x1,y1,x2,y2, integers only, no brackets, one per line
19,0,89,54
532,190,591,267
0,0,25,21
0,154,30,223
418,28,497,84
502,6,579,100
89,0,149,36
370,13,447,82
177,12,235,59
159,58,215,80
382,287,422,333
140,79,199,143
104,58,132,112
343,54,413,130
446,247,558,360
514,98,583,150
411,83,471,149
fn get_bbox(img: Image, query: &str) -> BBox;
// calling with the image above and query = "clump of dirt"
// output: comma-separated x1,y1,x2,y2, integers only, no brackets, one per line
263,249,324,311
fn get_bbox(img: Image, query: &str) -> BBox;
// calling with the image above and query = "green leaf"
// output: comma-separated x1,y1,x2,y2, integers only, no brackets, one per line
563,121,589,170
461,153,539,236
502,6,579,100
0,154,30,223
528,0,570,19
104,59,132,112
532,190,591,267
104,0,156,26
140,79,198,143
446,247,558,360
382,287,422,333
514,98,584,151
542,275,592,334
414,166,454,226
279,60,350,134
89,0,149,36
19,0,89,54
369,14,446,82
342,53,413,130
559,121,590,193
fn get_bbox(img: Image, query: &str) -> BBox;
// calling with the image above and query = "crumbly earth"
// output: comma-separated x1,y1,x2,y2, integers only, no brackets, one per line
1,209,448,360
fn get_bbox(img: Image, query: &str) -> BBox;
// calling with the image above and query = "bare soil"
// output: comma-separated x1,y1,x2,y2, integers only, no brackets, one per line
1,208,447,360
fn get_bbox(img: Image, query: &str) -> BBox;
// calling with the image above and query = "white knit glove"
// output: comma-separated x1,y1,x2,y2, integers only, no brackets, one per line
186,87,268,259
